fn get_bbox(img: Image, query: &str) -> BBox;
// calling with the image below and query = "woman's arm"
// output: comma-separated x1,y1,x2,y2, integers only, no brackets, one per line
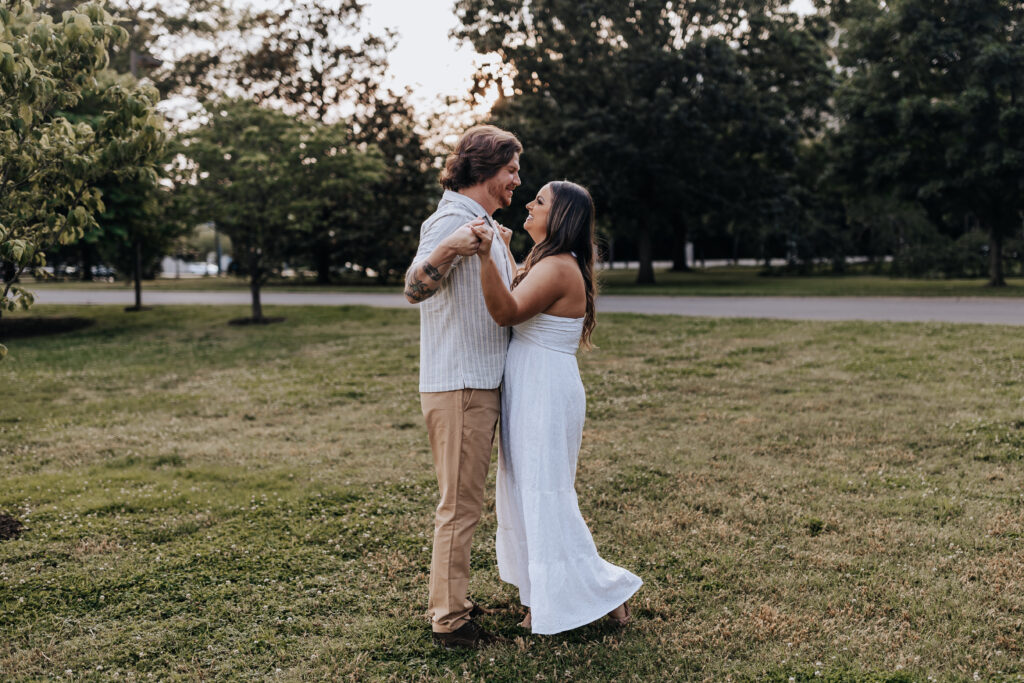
472,225,566,327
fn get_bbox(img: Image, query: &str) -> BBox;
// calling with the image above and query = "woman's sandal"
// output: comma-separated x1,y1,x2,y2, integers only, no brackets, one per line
607,601,631,627
521,604,631,629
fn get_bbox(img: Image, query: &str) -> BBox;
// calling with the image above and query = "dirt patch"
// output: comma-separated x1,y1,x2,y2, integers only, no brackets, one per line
0,513,25,541
0,316,94,339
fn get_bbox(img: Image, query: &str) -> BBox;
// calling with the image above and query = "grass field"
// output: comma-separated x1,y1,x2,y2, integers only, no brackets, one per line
2,305,1023,681
24,266,1024,298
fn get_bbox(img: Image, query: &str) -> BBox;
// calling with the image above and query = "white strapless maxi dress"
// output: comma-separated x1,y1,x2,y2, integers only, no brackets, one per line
496,313,642,635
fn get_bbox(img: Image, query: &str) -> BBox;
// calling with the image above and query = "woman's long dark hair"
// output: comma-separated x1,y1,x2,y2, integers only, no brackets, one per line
512,180,598,349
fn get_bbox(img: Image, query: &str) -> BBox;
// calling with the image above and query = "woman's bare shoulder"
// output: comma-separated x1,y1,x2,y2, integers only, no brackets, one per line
534,252,579,271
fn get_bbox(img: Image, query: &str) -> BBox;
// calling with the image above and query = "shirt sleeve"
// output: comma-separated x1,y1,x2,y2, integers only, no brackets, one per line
413,211,467,270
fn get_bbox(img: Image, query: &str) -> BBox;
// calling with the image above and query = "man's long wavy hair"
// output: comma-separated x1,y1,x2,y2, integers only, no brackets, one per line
512,181,598,349
440,125,522,191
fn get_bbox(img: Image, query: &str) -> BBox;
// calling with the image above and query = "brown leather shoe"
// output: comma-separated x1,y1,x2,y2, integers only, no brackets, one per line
432,620,499,649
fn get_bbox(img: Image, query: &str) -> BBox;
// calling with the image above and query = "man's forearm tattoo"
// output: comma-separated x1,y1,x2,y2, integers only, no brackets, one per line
405,277,431,301
423,261,443,281
405,261,447,301
405,265,437,302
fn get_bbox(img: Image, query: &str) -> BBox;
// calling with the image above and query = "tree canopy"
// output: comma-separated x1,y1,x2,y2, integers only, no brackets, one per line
830,0,1024,285
453,0,833,282
179,98,384,321
0,0,163,353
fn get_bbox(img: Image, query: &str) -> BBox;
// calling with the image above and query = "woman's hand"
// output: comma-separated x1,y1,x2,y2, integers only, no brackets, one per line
497,222,513,247
470,223,494,258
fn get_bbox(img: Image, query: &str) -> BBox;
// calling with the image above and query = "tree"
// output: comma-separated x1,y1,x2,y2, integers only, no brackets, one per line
92,158,185,305
831,0,1024,286
453,0,832,283
180,99,383,322
33,1,238,301
234,0,409,283
0,0,162,355
63,68,176,307
341,90,437,283
41,0,260,101
66,0,420,285
722,6,835,272
285,109,391,284
233,0,390,121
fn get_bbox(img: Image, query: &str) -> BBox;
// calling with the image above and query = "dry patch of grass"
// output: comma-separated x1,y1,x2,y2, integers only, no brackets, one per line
1,305,1023,681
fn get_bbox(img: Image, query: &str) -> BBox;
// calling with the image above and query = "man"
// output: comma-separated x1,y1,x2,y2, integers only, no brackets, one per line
404,125,522,648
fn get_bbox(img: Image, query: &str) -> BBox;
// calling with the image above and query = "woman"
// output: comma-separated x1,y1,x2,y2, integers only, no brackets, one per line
470,180,642,635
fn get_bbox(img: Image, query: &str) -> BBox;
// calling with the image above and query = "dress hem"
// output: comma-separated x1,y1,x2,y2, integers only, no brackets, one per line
499,575,644,636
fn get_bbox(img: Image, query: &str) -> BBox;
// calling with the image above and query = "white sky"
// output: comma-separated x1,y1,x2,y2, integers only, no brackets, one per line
361,0,486,114
361,0,817,114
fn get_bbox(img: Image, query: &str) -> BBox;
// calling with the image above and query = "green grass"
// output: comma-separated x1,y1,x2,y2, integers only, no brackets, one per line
2,305,1023,680
27,266,1024,297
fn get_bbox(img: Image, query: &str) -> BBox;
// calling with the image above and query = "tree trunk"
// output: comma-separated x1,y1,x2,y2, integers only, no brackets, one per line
670,221,690,272
214,227,222,276
80,242,95,282
132,238,143,309
250,276,263,321
636,228,655,284
988,229,1006,287
315,243,331,284
250,255,264,321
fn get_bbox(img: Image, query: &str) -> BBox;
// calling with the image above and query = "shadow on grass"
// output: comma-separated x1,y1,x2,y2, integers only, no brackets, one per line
0,512,25,540
0,316,95,338
228,316,286,326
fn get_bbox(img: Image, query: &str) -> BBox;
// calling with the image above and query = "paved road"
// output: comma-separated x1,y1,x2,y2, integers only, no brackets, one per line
31,289,1024,325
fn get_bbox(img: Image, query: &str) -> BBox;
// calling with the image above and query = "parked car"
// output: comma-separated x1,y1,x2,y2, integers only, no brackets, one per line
185,262,218,276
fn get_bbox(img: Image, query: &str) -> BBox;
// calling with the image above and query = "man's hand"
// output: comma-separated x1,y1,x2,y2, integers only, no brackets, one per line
442,218,486,256
405,217,487,304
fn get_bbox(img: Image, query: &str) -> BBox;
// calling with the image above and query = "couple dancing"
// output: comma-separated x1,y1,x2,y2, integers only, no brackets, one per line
404,125,642,647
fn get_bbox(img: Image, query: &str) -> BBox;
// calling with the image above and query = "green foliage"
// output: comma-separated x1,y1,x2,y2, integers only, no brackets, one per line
0,0,163,319
830,0,1024,285
179,99,384,320
38,0,266,100
345,91,436,283
453,0,833,282
79,0,390,113
234,0,391,121
286,90,436,285
226,2,426,285
66,69,178,295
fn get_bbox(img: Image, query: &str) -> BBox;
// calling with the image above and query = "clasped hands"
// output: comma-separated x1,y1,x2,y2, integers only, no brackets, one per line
443,217,511,258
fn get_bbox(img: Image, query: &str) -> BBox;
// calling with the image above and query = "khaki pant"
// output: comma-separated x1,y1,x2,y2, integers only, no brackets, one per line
421,388,500,633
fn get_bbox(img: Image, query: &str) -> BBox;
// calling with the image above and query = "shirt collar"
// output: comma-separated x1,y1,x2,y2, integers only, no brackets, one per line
440,190,491,222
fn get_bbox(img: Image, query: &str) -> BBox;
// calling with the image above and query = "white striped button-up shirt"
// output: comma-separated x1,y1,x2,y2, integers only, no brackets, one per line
414,191,515,393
